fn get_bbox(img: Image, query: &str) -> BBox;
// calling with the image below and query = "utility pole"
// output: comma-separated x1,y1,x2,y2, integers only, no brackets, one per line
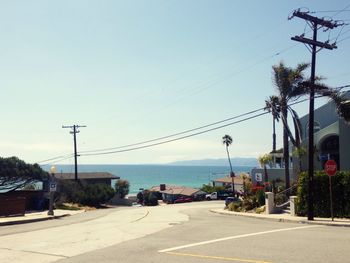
62,125,87,181
290,9,341,220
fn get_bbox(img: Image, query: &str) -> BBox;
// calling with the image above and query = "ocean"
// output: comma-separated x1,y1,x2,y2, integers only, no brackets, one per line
45,165,254,194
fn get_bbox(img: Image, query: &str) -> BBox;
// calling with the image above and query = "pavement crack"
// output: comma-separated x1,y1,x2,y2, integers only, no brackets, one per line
130,210,150,223
0,247,69,258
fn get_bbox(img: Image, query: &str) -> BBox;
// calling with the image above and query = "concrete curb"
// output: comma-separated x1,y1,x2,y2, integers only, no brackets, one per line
210,209,350,227
0,214,71,226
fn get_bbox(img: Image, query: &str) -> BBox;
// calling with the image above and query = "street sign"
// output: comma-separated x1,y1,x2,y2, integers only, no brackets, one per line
255,173,263,182
50,183,57,192
324,159,337,176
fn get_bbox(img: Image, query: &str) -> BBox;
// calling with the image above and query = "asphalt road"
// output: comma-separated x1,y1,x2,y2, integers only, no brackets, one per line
1,202,349,263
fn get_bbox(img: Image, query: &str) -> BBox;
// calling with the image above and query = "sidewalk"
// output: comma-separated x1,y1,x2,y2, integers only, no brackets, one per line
0,209,85,226
210,208,350,227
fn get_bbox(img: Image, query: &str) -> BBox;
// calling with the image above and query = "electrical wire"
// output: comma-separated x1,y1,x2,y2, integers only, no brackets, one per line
37,154,74,164
80,111,269,157
79,107,265,154
37,86,350,163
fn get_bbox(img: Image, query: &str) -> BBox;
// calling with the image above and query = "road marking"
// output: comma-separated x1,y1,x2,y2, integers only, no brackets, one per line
165,252,272,263
159,225,319,253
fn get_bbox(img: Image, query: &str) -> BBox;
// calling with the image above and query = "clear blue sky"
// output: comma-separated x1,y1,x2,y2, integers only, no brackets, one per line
1,1,349,166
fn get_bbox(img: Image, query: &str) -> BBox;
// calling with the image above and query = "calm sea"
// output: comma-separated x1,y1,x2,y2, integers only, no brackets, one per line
45,165,254,194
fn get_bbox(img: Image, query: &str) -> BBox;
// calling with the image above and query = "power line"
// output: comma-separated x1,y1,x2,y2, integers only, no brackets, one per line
37,154,74,164
37,89,348,164
80,111,269,157
79,108,265,154
311,9,350,14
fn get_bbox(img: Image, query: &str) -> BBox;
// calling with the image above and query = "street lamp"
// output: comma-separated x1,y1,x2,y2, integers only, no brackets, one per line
47,165,57,216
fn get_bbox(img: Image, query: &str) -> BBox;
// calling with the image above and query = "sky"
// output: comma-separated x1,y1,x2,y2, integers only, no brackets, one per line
0,1,349,166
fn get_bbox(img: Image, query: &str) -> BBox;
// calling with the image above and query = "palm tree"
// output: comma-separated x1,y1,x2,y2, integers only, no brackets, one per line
265,95,280,153
258,153,273,191
272,61,310,190
222,134,234,194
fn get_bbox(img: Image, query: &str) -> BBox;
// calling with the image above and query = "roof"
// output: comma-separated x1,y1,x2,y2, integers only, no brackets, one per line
149,184,181,192
212,176,244,185
55,172,119,180
149,184,205,196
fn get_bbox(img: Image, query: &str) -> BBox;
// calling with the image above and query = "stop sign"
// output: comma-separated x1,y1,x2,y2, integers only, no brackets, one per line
324,160,337,176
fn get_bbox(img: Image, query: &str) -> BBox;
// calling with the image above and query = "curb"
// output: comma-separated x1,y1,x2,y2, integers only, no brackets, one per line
210,209,350,227
0,214,71,226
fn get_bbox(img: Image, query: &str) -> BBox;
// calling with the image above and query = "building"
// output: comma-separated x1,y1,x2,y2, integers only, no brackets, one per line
149,184,207,203
251,93,350,186
212,175,245,193
297,93,350,171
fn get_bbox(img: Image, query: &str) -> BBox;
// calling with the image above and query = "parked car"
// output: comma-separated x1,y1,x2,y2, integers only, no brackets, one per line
174,196,193,203
205,191,231,200
225,196,239,206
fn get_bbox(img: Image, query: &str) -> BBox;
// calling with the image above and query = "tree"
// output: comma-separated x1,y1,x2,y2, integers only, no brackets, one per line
0,156,49,192
115,179,130,199
222,134,235,194
271,61,310,190
258,153,272,190
264,95,280,152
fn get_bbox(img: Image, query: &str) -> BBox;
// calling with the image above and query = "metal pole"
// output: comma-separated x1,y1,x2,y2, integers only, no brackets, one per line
47,173,54,216
329,175,334,221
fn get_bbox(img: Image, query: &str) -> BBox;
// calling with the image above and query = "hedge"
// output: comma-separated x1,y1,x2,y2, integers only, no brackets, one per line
297,171,350,218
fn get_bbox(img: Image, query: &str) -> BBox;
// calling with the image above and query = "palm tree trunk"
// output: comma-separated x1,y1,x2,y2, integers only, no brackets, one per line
272,116,276,152
282,107,290,191
226,146,235,195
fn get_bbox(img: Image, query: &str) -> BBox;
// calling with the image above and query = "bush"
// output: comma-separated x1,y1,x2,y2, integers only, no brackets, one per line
143,190,158,206
256,190,265,207
80,184,115,207
115,179,130,199
297,171,350,218
227,201,242,212
57,181,115,207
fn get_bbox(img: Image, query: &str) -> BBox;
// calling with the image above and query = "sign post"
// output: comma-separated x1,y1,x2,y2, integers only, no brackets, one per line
324,159,337,221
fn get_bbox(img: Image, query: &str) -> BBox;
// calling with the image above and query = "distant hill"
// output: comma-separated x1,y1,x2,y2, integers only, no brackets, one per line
168,158,259,167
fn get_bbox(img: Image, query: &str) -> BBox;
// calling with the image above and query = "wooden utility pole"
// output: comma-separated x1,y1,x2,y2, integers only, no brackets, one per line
62,124,87,181
290,9,341,220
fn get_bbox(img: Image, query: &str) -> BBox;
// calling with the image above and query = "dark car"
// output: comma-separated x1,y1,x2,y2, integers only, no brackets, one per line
174,196,193,204
225,196,239,206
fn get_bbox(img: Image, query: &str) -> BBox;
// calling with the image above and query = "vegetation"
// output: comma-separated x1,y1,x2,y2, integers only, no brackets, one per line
115,179,130,199
226,179,265,213
222,134,235,193
264,95,280,152
258,153,272,189
142,190,158,206
0,156,49,192
269,61,310,190
297,171,350,218
57,181,115,207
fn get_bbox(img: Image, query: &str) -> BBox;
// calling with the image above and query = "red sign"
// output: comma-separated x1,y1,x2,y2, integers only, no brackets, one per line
325,160,337,176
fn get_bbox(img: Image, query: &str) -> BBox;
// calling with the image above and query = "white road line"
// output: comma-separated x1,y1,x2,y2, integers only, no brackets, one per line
159,225,320,253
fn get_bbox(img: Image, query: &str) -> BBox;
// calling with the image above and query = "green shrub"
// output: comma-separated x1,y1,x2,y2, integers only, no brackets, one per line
227,201,242,212
143,190,158,206
80,184,115,207
256,190,265,207
57,181,115,207
115,179,130,199
297,171,350,218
